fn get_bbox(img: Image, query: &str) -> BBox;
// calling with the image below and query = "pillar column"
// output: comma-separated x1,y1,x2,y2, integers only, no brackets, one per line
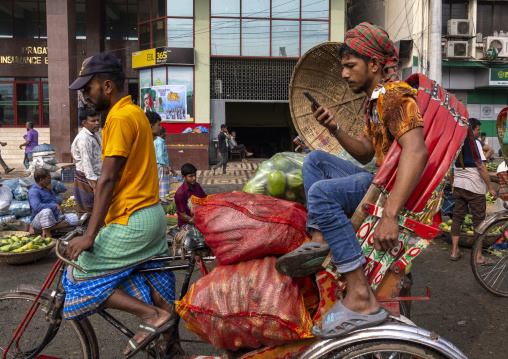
47,0,77,163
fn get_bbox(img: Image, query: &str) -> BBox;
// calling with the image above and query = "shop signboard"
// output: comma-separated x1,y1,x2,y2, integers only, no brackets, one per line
489,68,508,86
132,47,194,68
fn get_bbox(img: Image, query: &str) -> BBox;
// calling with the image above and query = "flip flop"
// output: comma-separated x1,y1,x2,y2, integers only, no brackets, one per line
275,242,330,277
450,253,462,261
125,320,176,358
311,300,388,339
478,257,496,266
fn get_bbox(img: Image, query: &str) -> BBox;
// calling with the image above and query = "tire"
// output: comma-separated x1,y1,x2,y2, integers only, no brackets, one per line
319,339,447,359
0,290,95,359
471,219,508,297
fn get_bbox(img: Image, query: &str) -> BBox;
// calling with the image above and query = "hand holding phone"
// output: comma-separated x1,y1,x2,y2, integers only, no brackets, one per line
303,91,322,109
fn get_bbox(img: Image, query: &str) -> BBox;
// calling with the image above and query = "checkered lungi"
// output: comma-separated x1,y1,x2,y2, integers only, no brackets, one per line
158,166,170,198
62,203,172,320
31,208,79,230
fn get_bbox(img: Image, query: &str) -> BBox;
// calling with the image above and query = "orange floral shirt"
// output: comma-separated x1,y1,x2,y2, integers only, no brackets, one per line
364,82,424,166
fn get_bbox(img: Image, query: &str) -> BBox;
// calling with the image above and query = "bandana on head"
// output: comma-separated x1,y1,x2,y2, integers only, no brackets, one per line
345,22,400,85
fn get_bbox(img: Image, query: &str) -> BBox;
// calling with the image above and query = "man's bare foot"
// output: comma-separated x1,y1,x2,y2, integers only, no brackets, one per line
124,307,174,355
312,230,327,245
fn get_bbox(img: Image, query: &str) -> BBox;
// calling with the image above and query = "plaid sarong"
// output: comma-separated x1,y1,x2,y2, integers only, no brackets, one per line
73,170,95,214
158,166,170,199
31,208,79,230
62,203,171,320
498,171,508,201
345,22,399,85
62,261,175,320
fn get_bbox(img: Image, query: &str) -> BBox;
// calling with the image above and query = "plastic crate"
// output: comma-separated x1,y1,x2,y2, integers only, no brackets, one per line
60,168,76,182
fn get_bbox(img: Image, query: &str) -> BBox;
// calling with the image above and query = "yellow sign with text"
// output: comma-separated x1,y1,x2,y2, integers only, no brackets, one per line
132,49,156,69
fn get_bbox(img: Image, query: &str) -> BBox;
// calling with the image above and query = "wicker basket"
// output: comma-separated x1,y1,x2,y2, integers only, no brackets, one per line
0,231,56,265
439,224,500,248
289,42,367,154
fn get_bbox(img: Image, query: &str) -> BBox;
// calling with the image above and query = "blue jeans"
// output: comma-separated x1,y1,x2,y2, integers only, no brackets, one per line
303,150,375,273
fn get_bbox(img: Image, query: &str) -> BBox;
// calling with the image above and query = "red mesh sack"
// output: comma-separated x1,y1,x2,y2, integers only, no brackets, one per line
175,257,314,351
192,192,310,264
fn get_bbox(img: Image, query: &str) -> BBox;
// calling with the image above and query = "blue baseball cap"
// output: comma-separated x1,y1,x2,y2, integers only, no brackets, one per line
69,53,123,90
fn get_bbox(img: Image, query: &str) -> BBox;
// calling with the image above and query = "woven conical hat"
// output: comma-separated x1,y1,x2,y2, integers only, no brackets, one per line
289,42,367,153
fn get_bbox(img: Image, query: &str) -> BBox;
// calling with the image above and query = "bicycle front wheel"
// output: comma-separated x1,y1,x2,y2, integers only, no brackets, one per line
0,290,94,359
471,218,508,297
319,339,447,359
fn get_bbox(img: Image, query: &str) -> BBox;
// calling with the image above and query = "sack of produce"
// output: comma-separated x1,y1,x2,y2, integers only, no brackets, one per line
19,177,36,189
0,215,15,224
243,152,306,205
51,180,67,194
7,200,31,217
192,192,310,264
17,216,32,224
13,185,28,201
55,194,63,205
0,185,13,212
1,179,19,192
50,172,61,180
42,156,58,165
175,257,314,351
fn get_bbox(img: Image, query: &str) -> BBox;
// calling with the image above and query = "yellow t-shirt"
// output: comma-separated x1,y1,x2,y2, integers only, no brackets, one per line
101,96,159,225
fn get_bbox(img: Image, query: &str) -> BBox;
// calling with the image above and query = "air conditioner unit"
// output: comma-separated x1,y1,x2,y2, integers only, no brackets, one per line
447,19,473,37
445,41,469,58
483,36,508,58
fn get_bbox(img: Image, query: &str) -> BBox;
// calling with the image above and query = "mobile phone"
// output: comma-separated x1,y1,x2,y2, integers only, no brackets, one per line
303,90,321,108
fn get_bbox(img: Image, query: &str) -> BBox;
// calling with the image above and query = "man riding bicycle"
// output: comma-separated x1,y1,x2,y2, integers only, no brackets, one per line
64,53,175,356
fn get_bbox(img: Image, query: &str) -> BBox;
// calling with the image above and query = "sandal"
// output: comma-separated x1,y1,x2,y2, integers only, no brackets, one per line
450,253,462,261
311,300,388,339
478,257,496,266
125,320,176,358
275,242,330,277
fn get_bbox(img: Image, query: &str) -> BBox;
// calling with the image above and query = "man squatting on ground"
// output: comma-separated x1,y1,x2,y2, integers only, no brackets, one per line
276,22,428,337
63,53,176,356
71,109,102,214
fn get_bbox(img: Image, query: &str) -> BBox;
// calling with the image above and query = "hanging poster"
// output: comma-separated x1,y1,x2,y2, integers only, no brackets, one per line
141,85,188,121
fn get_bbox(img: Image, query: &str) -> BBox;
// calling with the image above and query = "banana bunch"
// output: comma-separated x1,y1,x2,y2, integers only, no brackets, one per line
0,235,54,253
486,192,496,204
486,162,499,171
61,198,76,208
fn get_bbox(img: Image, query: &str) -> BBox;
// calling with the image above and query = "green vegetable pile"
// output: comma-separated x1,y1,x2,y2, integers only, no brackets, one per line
0,235,53,253
486,162,499,171
243,152,306,205
440,215,501,234
165,201,177,215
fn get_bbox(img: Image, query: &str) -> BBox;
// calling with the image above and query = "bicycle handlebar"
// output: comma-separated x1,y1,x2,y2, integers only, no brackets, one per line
55,220,94,274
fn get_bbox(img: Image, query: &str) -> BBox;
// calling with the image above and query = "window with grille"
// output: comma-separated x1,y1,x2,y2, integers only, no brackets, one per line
210,57,298,100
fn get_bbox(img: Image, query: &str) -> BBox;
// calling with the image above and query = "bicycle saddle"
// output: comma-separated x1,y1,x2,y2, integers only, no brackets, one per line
183,234,208,251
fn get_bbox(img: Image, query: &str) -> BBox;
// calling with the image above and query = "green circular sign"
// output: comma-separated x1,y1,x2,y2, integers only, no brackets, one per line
486,46,498,61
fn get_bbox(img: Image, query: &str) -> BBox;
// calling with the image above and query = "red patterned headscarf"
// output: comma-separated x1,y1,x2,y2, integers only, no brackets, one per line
345,22,399,84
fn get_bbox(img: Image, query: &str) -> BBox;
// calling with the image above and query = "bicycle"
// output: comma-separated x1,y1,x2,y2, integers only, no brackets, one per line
471,201,508,297
1,218,468,359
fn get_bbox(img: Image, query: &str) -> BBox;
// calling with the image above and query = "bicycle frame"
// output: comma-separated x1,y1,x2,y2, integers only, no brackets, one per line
4,226,213,359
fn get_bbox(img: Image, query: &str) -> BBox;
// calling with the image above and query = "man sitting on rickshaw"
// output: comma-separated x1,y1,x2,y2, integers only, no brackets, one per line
276,22,428,338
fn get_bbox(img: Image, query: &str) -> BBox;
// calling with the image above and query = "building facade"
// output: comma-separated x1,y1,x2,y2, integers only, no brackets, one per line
0,0,346,166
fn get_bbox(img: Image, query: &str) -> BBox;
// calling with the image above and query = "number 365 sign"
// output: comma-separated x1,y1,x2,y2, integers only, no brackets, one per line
132,47,194,69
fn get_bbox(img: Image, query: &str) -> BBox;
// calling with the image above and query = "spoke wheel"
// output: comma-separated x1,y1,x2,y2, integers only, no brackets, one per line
320,339,447,359
471,219,508,297
0,290,93,359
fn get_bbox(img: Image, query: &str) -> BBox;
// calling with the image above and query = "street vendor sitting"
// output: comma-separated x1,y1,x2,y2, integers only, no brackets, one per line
28,168,79,238
174,163,207,232
276,22,428,338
